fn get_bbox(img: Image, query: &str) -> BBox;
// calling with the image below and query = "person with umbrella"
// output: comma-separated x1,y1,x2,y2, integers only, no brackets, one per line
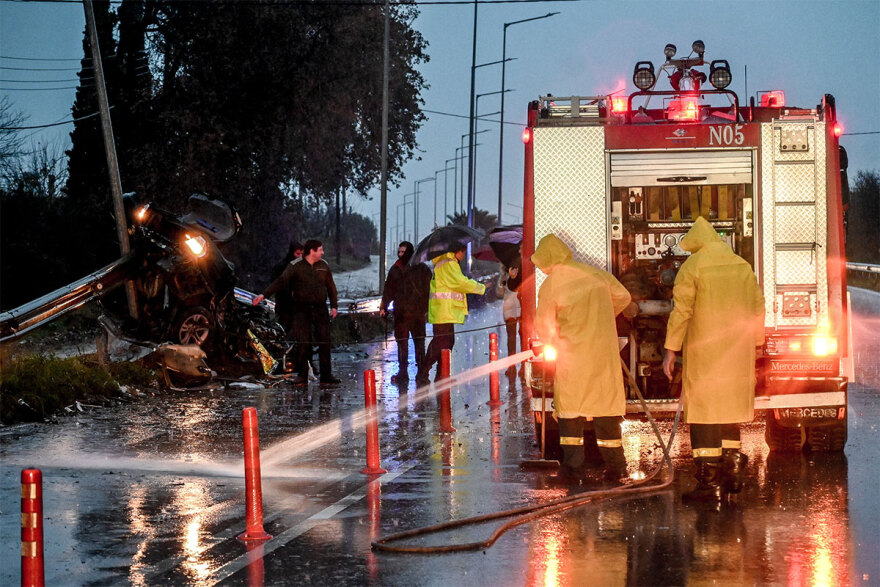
415,241,486,385
380,241,431,383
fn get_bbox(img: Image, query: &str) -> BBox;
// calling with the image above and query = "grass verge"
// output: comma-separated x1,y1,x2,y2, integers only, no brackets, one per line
0,353,156,425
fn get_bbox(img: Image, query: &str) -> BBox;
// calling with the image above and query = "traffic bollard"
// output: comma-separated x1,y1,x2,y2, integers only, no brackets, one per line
439,349,455,432
487,333,503,406
361,370,387,475
21,469,44,587
238,408,272,542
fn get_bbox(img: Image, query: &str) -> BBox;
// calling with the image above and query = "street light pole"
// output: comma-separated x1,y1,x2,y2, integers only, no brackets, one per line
497,12,559,221
434,167,454,229
413,178,435,243
466,0,479,229
444,158,456,223
474,89,509,221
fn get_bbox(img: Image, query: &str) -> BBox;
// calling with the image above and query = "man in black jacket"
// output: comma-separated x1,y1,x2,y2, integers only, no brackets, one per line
255,239,340,385
380,242,431,383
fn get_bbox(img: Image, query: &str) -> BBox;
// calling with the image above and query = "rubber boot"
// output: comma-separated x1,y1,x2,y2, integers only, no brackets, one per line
598,447,628,482
721,449,748,494
682,460,723,503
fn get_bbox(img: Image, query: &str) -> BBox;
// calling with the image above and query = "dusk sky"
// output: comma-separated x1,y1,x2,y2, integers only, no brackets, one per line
3,0,878,241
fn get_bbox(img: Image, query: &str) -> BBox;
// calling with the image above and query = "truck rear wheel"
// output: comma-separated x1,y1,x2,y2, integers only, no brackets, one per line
806,418,848,452
764,413,805,453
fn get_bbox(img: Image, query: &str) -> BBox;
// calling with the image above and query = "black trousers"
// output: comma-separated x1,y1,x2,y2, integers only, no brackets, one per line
393,314,426,375
422,322,455,375
504,318,520,357
291,303,332,378
558,416,624,470
690,423,741,462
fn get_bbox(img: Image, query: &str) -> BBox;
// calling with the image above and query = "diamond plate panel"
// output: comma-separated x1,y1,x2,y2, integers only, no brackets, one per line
773,163,817,202
762,122,828,328
775,204,816,243
533,126,607,290
773,125,816,162
775,249,817,285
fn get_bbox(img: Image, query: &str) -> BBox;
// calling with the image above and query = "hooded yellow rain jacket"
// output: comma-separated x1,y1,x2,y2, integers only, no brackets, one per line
427,252,486,325
532,235,632,418
665,217,765,424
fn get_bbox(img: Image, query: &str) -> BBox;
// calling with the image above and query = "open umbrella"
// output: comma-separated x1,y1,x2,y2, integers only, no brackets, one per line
487,225,522,268
410,224,485,265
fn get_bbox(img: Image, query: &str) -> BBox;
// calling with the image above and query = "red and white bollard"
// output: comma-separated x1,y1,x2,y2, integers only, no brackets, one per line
487,333,503,406
361,370,387,475
439,349,455,432
21,469,44,587
238,407,271,542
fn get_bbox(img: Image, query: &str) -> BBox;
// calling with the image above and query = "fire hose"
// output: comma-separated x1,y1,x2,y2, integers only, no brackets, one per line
371,360,683,553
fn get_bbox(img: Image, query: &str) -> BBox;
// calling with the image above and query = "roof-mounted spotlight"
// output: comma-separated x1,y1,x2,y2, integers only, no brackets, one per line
692,40,705,57
709,59,732,89
633,61,656,90
664,44,677,59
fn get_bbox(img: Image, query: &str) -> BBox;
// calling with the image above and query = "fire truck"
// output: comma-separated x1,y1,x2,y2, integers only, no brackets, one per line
521,41,852,453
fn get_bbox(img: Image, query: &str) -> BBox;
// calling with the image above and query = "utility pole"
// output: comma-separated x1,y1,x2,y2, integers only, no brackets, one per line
465,0,478,229
379,0,391,293
335,184,341,265
83,0,137,319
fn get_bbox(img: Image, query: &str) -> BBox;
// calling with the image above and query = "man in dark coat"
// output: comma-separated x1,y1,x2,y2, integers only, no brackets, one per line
255,239,340,385
380,241,431,383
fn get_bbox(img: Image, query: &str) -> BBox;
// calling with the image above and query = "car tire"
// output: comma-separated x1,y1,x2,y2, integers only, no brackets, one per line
173,306,214,348
806,418,848,452
764,412,805,453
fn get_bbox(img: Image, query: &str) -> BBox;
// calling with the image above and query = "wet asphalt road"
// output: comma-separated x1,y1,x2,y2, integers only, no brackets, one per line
2,289,878,586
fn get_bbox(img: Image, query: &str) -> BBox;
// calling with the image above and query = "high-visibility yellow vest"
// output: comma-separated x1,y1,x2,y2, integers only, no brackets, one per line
427,253,486,325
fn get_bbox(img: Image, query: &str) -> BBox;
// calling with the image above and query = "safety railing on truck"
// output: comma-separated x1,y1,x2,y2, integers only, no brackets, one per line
846,262,880,274
539,95,604,119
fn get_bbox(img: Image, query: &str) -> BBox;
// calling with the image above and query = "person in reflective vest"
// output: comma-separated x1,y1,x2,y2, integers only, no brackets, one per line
662,217,765,502
416,243,486,385
532,234,636,485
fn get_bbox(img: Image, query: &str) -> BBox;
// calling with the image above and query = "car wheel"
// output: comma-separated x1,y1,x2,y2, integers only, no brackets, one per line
174,306,214,347
764,412,805,453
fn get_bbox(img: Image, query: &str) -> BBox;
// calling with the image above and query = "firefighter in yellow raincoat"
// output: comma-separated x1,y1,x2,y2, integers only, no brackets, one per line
662,216,765,502
533,234,635,484
416,243,486,384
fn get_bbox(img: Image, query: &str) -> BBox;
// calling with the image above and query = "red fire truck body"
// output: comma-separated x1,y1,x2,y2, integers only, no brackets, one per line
521,45,851,452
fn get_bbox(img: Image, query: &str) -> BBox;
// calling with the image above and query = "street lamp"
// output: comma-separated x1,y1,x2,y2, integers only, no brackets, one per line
467,58,514,229
400,192,414,242
460,130,490,215
474,89,511,221
413,178,435,243
435,166,455,229
498,12,559,221
444,158,457,223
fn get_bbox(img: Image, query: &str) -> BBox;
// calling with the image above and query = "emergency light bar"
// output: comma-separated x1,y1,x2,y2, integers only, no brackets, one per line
667,96,700,121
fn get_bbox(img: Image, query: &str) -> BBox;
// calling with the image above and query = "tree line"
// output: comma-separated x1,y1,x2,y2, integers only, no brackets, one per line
1,0,428,310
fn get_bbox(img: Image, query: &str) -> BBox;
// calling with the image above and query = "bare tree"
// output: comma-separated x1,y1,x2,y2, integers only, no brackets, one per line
0,96,27,177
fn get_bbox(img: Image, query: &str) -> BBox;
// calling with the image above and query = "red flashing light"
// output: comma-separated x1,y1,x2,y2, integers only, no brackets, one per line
760,91,785,107
611,97,628,114
667,96,700,122
522,128,532,144
833,122,843,137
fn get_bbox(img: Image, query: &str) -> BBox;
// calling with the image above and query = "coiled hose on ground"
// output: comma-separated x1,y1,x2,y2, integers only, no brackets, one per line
371,361,683,554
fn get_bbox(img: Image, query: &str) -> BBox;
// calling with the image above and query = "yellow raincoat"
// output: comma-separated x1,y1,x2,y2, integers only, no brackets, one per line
665,217,765,424
428,252,486,325
532,235,632,418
